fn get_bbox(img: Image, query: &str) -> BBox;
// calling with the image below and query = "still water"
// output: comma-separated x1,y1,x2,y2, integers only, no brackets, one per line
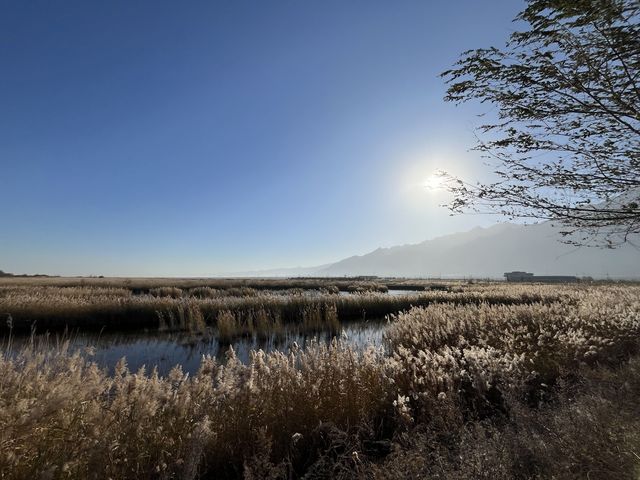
3,289,423,376
4,320,387,377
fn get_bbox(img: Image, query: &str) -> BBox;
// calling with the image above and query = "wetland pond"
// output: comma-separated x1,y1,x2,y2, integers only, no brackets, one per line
2,289,424,375
4,319,387,376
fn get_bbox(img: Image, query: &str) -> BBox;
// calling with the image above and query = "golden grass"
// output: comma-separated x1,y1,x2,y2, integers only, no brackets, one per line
367,357,640,480
0,339,393,479
0,281,568,335
1,284,639,478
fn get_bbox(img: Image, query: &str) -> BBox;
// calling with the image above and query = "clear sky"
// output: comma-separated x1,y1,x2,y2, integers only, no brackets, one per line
1,0,525,276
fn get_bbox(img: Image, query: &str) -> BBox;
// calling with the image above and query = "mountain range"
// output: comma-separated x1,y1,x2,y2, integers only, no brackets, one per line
238,222,640,279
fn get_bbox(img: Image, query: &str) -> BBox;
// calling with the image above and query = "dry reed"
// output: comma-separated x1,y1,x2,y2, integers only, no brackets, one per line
0,284,639,478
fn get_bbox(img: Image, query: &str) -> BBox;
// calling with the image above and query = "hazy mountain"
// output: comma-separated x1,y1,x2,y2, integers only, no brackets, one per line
226,222,639,279
317,222,640,279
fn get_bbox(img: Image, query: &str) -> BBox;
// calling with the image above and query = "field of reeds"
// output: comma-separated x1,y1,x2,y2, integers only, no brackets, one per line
0,276,404,293
0,278,566,337
1,282,639,478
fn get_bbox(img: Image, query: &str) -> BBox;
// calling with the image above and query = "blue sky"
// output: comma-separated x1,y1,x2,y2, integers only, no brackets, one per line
1,0,524,276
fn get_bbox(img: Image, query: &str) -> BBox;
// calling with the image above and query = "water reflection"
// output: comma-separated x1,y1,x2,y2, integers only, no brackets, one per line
387,289,422,296
4,320,387,377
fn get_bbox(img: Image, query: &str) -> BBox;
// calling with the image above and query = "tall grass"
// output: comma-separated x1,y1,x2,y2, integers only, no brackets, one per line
1,285,639,478
0,276,428,292
0,282,571,334
0,339,393,479
367,356,640,480
385,286,640,420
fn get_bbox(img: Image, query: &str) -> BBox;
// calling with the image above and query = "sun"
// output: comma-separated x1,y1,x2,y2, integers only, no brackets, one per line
422,172,446,191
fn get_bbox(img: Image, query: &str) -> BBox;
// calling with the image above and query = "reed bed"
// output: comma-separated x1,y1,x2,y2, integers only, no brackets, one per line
1,285,639,478
385,285,640,418
0,283,570,335
0,339,394,479
0,276,407,293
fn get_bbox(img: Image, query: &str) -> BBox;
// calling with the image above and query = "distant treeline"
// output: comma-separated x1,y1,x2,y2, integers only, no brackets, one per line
0,270,56,278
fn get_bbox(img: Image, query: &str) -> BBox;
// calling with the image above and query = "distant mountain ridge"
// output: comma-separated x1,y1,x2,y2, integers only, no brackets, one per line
240,223,640,279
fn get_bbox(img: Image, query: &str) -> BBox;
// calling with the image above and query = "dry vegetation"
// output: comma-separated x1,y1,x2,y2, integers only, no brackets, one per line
1,282,639,479
0,276,422,292
0,279,562,337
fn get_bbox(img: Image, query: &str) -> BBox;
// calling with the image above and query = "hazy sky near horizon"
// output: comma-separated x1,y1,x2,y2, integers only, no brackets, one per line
1,0,525,276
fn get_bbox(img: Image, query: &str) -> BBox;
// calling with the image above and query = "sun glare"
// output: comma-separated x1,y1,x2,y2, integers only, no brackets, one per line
422,172,446,191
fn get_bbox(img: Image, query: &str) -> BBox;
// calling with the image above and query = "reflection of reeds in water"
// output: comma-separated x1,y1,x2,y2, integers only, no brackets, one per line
215,304,339,342
157,300,207,334
216,309,279,343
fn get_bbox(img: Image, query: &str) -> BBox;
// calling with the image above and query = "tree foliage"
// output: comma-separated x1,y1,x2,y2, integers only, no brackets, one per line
442,0,640,246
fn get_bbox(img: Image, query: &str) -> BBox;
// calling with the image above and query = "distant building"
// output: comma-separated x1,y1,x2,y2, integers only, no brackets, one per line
504,271,534,282
504,271,578,283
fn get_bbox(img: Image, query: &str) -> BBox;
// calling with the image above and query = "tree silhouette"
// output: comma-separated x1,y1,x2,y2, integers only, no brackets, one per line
442,0,639,246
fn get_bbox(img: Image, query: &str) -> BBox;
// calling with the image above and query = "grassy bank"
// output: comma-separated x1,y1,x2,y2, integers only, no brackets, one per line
1,285,639,478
